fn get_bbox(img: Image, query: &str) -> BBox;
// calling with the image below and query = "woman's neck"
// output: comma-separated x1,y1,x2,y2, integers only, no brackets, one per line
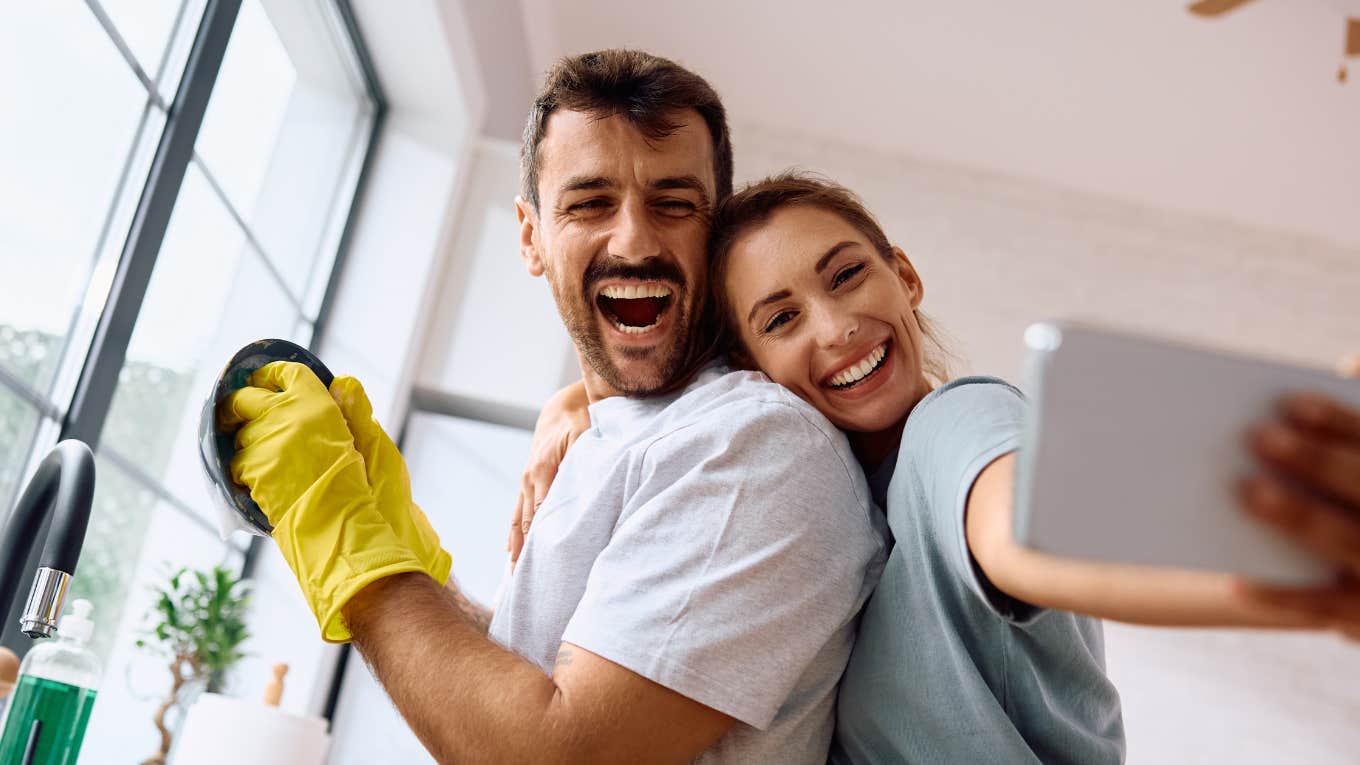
849,419,907,470
848,378,936,469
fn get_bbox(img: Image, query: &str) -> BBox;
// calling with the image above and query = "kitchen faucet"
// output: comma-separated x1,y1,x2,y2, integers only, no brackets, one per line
0,440,95,640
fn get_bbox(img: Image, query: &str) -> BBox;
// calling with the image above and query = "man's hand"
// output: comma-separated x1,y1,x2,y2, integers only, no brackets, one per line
219,361,427,642
330,376,452,585
509,381,591,564
1237,357,1360,639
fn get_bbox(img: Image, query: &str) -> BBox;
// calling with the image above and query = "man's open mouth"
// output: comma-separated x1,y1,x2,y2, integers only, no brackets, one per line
596,284,674,335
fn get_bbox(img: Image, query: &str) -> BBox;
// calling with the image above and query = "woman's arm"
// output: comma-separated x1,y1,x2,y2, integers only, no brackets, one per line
965,453,1337,629
508,380,591,562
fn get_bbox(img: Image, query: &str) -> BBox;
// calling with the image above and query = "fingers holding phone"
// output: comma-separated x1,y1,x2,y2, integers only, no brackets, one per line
1237,357,1360,638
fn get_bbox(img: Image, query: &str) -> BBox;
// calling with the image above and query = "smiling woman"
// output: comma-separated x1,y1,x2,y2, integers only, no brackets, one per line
709,173,951,446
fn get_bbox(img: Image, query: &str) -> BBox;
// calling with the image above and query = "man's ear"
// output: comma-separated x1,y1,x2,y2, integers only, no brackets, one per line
515,195,544,277
890,246,924,310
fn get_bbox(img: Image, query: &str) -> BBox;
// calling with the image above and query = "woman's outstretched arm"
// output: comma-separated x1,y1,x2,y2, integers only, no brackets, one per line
966,453,1353,631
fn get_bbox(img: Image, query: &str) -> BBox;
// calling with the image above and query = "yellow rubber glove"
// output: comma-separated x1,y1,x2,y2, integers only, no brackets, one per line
220,361,425,643
329,375,452,586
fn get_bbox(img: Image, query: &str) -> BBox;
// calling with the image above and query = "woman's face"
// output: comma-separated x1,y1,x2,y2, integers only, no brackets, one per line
723,205,933,434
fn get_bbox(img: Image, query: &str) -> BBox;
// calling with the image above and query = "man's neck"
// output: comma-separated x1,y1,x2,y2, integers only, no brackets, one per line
579,359,621,405
576,355,710,405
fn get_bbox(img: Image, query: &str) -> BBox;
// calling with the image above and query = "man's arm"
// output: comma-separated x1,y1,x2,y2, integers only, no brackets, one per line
344,572,735,764
443,575,492,634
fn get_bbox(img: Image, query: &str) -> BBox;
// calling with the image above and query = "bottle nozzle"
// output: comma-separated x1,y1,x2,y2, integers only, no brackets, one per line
59,599,95,644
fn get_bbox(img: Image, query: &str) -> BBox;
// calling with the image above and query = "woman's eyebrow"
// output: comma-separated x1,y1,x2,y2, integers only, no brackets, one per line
814,241,857,274
747,289,792,325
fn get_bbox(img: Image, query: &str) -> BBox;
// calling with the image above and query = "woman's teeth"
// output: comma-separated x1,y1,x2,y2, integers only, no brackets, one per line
601,284,672,299
829,344,888,389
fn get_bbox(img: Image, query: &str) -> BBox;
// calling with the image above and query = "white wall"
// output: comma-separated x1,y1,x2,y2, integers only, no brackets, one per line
729,122,1360,764
416,139,577,409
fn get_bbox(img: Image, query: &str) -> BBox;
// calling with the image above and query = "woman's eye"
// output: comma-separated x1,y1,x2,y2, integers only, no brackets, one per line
763,311,794,333
832,263,866,288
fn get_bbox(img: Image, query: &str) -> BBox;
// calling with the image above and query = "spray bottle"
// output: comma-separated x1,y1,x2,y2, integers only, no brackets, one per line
0,599,100,764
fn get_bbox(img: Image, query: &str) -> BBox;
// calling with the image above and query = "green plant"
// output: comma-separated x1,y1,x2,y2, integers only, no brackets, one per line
135,565,250,765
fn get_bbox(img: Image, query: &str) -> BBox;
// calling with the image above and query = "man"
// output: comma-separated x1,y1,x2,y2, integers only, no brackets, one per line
222,49,885,763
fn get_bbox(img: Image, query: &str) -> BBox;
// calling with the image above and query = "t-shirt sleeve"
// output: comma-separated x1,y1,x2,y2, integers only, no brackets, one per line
560,401,882,730
902,379,1039,623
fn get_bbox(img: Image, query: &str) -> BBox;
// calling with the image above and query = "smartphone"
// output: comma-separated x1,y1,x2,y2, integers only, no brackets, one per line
1014,322,1359,586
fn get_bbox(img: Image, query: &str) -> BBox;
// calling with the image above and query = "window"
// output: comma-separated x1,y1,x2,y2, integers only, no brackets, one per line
0,1,381,760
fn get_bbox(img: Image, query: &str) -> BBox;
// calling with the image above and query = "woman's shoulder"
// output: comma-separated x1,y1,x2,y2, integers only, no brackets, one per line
893,376,1027,476
908,376,1026,425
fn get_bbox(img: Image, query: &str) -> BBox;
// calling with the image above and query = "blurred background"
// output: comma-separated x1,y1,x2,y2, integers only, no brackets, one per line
0,1,1356,762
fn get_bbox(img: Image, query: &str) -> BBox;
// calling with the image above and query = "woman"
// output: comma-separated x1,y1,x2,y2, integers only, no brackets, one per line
514,172,1360,763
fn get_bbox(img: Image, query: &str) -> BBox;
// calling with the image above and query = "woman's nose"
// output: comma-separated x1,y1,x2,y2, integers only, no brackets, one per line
609,199,662,261
814,309,859,348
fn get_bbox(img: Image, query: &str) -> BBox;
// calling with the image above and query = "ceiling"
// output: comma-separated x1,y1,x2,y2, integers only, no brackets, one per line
507,0,1360,249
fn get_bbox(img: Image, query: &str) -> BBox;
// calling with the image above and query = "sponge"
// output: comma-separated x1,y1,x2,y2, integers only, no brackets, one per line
197,339,334,537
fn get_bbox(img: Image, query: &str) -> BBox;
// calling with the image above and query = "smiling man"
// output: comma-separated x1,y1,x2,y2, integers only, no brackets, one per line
223,49,885,763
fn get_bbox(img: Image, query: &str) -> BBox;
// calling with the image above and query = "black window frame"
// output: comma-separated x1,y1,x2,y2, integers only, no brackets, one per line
0,0,388,661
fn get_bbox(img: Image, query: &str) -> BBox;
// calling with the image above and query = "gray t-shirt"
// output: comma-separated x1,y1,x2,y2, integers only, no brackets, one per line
490,365,888,763
830,377,1125,765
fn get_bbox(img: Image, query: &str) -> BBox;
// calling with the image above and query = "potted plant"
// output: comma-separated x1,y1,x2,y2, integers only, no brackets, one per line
136,565,250,765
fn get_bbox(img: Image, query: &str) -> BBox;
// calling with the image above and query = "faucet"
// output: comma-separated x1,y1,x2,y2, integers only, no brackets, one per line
0,440,95,639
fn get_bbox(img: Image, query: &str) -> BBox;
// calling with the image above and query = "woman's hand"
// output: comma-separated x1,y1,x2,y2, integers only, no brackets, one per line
509,381,591,564
1236,355,1360,639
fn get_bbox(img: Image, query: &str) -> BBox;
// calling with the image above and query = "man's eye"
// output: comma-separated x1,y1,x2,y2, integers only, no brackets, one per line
763,311,795,333
655,199,696,216
569,199,611,213
832,263,866,288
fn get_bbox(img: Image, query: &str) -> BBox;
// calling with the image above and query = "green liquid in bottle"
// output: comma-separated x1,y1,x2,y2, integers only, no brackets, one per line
0,676,97,765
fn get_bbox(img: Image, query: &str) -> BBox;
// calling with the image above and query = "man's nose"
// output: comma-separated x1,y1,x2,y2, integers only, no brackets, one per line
608,198,663,261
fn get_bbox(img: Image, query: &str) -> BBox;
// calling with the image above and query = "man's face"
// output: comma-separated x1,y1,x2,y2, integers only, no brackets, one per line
518,109,716,397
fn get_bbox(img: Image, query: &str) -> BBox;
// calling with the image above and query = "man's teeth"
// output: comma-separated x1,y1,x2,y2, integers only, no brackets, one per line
613,319,660,335
601,284,672,299
830,344,887,388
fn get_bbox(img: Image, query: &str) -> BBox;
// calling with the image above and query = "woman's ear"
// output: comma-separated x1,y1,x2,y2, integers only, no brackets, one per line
515,196,545,277
890,246,924,309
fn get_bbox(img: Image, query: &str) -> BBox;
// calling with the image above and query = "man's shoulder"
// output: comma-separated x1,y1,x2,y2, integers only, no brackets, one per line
642,368,870,507
665,367,839,436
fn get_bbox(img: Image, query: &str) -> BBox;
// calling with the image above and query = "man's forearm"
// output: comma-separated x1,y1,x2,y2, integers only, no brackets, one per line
444,575,493,634
345,573,567,763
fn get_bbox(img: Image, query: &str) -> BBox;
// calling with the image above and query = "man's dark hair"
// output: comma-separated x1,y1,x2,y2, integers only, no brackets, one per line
520,49,733,210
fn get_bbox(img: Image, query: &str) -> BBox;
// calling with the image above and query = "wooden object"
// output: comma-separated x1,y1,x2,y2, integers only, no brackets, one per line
263,663,288,707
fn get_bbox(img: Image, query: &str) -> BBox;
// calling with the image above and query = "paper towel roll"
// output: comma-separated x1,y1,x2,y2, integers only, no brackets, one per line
173,693,330,765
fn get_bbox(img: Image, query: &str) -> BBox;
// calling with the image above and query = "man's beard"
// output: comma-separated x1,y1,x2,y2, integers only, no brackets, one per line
551,257,697,397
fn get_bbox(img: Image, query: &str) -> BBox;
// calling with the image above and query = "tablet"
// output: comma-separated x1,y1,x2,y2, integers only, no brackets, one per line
1014,322,1359,586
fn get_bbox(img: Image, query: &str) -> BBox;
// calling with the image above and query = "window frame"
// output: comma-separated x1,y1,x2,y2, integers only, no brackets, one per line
0,0,388,668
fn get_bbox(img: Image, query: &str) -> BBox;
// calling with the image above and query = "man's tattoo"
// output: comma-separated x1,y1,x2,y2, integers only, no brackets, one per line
445,577,493,634
555,647,574,668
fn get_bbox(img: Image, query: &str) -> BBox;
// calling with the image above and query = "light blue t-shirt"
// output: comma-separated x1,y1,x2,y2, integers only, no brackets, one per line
830,377,1125,765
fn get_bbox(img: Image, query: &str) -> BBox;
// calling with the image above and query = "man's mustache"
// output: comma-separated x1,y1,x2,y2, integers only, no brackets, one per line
583,258,686,294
